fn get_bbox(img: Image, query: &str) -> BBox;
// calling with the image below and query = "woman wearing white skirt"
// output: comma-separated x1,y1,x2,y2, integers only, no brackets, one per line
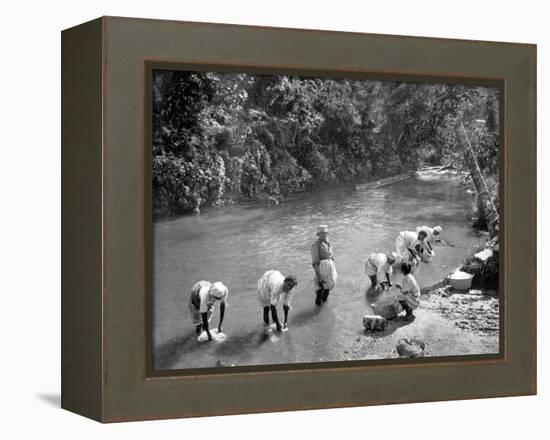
257,270,298,331
311,225,338,305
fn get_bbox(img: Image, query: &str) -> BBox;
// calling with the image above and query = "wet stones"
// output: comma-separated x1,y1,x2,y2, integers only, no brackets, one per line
363,315,387,331
396,338,426,358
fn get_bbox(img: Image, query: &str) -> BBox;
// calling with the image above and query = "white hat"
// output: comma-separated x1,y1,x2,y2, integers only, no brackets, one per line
434,226,443,235
317,225,329,235
210,282,228,300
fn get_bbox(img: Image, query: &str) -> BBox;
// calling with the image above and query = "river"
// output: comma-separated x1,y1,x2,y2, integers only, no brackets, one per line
153,173,487,370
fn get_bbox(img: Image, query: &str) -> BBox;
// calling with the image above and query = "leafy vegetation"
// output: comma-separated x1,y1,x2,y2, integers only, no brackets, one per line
461,253,499,289
152,70,499,218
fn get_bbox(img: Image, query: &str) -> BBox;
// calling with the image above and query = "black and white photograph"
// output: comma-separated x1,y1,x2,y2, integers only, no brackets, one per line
151,69,501,370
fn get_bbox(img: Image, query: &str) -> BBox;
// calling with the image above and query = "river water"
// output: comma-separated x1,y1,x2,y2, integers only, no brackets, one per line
153,173,486,370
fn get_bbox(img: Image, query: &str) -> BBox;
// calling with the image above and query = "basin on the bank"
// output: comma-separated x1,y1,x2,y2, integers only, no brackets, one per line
449,270,474,290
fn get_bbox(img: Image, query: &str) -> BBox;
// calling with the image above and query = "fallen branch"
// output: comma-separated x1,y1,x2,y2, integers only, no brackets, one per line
439,156,458,170
418,156,458,173
357,171,414,190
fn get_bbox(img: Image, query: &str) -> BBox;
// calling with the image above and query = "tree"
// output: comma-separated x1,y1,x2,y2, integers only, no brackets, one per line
455,122,498,233
152,71,500,219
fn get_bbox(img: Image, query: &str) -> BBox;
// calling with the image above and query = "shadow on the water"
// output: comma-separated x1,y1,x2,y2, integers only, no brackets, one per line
214,328,270,358
365,287,382,303
154,331,203,369
289,305,324,327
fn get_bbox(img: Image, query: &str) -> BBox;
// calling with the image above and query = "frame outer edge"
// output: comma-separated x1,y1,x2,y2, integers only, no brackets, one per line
530,43,537,395
61,17,104,422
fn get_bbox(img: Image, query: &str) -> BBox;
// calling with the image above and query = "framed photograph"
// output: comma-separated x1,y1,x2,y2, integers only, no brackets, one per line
62,16,536,422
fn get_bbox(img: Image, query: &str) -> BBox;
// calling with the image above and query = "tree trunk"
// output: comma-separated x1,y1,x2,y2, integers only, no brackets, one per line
455,122,498,233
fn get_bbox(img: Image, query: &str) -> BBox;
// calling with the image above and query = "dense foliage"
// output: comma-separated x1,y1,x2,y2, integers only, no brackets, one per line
462,254,499,289
152,70,499,217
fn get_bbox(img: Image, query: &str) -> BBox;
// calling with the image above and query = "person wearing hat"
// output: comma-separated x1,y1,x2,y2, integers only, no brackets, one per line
365,252,397,289
311,225,338,305
188,280,228,342
415,225,443,253
257,270,298,332
395,229,428,265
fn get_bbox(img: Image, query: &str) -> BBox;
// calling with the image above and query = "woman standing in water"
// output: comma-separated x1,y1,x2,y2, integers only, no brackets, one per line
188,281,228,342
416,225,443,260
257,270,298,332
395,229,428,268
311,225,338,305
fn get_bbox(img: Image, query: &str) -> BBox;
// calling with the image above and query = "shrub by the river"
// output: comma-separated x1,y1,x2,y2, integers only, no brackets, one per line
153,153,226,217
461,252,499,289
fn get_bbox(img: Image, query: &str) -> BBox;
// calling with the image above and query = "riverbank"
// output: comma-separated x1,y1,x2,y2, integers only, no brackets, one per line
348,286,499,360
351,230,500,360
154,167,418,219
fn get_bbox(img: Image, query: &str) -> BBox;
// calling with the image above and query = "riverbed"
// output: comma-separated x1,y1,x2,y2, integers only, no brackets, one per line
153,173,498,370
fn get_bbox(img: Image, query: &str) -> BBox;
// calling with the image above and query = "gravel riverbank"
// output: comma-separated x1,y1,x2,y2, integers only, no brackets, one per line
346,285,499,360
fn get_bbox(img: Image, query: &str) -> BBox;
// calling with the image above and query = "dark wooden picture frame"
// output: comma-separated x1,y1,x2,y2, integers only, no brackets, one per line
62,16,536,422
